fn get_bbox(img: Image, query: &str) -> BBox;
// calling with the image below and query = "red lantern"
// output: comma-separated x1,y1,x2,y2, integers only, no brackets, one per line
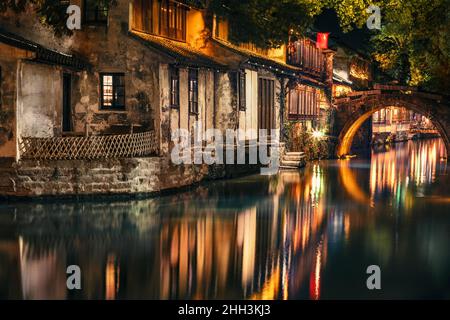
316,32,329,49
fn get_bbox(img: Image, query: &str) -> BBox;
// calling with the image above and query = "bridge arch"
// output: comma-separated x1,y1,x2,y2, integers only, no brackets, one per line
335,92,450,158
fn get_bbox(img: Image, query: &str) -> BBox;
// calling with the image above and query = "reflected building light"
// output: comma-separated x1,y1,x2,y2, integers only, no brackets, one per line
344,215,351,242
309,242,322,300
282,250,291,300
105,254,120,300
240,209,257,289
249,267,281,300
370,139,444,201
370,161,377,203
178,223,189,297
19,236,67,300
310,164,324,206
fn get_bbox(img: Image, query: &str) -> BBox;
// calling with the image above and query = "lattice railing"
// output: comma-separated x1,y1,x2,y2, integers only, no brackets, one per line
19,131,159,160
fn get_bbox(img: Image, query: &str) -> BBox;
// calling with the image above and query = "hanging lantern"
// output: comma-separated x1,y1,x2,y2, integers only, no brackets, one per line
316,32,329,49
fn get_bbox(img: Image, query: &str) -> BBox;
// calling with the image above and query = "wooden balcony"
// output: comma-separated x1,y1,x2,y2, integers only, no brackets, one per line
287,39,325,77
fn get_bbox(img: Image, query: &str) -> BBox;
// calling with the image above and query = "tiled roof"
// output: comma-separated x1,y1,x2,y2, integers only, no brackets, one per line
0,28,89,70
130,31,226,70
176,0,204,8
212,38,301,76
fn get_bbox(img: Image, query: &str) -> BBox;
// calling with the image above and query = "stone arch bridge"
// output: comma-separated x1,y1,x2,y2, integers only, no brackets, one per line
333,85,450,158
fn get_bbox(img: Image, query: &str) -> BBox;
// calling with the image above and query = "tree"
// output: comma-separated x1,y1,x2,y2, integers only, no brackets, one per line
371,0,450,92
0,0,116,36
207,0,323,48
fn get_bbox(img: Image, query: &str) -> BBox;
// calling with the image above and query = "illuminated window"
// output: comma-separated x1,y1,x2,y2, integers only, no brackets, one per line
100,73,125,110
188,69,198,114
169,66,179,108
84,0,109,24
132,0,187,42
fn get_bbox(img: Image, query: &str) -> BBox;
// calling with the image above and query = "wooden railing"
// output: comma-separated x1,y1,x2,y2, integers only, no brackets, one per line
19,131,158,160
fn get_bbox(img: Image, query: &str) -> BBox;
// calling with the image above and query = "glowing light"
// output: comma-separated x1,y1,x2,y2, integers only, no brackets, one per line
316,32,329,49
311,130,324,140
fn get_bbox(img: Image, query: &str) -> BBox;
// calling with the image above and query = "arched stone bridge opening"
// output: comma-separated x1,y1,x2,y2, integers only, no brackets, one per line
333,86,450,159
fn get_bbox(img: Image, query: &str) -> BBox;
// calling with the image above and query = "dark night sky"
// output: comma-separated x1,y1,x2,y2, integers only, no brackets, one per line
314,9,373,56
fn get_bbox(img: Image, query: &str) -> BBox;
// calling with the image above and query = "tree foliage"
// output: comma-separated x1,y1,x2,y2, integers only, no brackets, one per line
371,0,450,92
207,0,322,48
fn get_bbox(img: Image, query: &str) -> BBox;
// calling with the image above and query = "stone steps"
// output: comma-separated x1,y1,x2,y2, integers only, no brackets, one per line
284,152,305,156
282,154,305,161
279,151,306,170
279,165,302,170
280,160,303,167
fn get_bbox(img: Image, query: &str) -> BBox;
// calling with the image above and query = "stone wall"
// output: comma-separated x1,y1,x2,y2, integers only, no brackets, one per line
0,157,160,197
0,153,264,198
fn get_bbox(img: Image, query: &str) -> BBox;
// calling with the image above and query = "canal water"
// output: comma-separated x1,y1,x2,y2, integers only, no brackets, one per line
0,139,449,300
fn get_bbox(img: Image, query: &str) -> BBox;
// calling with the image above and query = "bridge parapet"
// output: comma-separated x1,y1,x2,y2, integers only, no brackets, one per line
334,84,447,106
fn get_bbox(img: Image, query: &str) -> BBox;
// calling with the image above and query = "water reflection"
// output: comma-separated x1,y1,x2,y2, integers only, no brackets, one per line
0,139,449,299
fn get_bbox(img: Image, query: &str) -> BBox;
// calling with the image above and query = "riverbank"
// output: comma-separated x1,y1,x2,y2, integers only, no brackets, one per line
0,139,448,299
0,153,263,199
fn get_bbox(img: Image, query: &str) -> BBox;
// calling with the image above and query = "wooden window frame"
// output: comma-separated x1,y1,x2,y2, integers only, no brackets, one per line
169,66,180,109
133,0,187,42
288,86,320,120
258,77,275,130
188,69,199,114
158,0,187,41
100,73,126,110
84,0,109,25
238,71,246,111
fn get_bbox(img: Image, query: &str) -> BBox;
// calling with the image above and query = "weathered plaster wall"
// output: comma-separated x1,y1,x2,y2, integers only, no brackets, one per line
162,65,216,157
68,1,163,137
17,61,62,138
1,1,163,139
0,43,27,158
215,72,237,131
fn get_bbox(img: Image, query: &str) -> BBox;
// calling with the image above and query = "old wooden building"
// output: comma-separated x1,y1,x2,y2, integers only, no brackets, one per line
0,0,335,197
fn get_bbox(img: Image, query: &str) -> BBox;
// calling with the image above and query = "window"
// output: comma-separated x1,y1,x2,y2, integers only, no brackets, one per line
132,0,187,42
188,69,198,114
170,66,179,108
258,78,275,130
238,71,246,111
84,0,109,24
100,73,125,110
288,85,320,120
